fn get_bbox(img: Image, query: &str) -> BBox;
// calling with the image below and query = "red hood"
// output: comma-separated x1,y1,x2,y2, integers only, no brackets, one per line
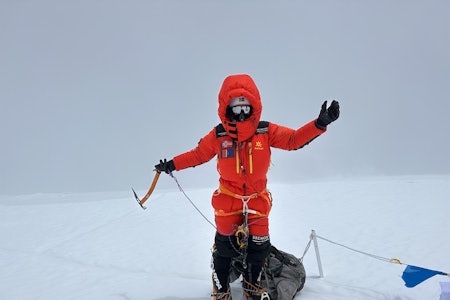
218,74,262,142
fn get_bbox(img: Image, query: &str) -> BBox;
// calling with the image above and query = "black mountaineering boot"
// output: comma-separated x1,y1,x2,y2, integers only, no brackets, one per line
211,270,231,300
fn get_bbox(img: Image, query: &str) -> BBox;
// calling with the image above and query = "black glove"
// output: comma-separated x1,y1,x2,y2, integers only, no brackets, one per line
154,159,176,174
315,100,340,129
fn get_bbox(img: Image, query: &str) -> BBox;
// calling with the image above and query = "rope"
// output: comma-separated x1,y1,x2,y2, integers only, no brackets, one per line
300,237,313,263
300,231,405,265
169,171,217,229
314,234,404,265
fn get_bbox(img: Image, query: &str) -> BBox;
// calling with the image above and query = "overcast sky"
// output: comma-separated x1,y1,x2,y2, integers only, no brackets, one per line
1,0,449,195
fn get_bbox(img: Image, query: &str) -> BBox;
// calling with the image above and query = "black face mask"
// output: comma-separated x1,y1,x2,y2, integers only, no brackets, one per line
226,105,253,122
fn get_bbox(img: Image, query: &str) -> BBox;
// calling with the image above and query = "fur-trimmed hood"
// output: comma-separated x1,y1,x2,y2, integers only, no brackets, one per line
218,74,262,142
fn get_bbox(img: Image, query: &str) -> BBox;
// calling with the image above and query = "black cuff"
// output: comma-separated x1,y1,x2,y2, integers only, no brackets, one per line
167,159,176,172
315,119,327,130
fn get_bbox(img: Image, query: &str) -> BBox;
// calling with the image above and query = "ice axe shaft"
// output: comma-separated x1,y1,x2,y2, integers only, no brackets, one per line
132,170,161,210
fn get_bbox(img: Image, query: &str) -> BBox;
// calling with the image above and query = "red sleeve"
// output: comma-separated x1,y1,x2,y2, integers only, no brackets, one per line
172,128,217,171
269,119,326,150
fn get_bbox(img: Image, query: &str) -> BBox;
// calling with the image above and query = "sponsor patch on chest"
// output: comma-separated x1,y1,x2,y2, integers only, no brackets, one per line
220,140,235,158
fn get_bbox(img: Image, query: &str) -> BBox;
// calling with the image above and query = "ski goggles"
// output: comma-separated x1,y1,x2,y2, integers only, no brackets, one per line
231,105,251,115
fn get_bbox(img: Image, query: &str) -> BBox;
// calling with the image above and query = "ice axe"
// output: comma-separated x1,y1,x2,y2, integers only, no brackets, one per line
132,170,161,210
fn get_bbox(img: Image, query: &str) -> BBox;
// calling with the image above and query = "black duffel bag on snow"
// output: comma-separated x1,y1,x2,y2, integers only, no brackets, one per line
230,245,306,300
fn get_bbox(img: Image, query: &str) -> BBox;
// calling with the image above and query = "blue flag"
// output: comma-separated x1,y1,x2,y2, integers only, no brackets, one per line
402,265,447,288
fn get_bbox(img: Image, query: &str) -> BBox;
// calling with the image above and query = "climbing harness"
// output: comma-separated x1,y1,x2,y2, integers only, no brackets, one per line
214,184,272,218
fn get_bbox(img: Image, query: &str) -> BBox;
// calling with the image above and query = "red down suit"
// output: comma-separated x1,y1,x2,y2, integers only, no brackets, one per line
173,74,326,236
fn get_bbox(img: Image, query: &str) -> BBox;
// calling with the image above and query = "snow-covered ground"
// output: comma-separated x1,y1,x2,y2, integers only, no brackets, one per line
1,174,449,300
